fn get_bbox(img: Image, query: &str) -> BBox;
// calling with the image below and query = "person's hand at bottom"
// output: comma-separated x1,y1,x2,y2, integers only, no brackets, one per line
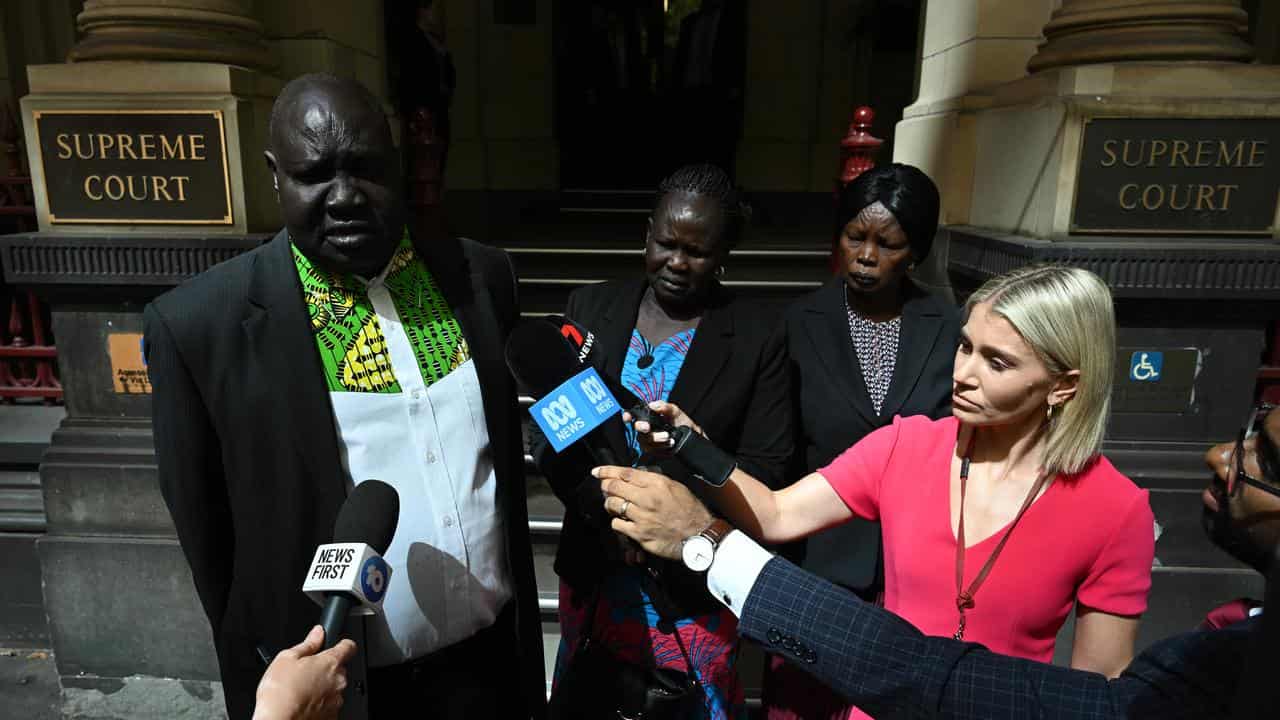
253,625,358,720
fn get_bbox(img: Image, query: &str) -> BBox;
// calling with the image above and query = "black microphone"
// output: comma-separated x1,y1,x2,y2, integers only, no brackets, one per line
508,315,736,487
506,319,622,468
304,479,399,650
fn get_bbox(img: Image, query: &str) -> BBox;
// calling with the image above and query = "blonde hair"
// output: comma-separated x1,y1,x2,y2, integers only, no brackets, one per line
965,265,1115,478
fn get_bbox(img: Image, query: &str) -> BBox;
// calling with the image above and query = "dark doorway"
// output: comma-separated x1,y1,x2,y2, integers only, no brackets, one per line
554,0,747,190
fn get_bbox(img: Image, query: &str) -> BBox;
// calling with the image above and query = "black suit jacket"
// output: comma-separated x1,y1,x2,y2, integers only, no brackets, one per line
743,555,1254,719
144,230,545,720
784,277,961,594
532,277,792,613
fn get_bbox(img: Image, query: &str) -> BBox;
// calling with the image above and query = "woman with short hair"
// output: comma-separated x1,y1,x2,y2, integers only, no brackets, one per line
633,264,1154,719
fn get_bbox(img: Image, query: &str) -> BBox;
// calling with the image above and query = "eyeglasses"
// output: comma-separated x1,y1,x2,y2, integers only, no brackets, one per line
1229,403,1280,499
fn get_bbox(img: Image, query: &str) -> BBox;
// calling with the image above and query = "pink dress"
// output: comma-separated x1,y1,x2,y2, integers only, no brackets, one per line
819,415,1154,719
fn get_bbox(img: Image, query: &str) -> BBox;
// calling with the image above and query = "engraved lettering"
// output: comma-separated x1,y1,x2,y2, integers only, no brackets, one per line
1194,184,1216,211
103,175,126,201
1217,140,1245,167
188,134,206,161
1101,140,1119,167
160,134,185,160
1248,140,1267,168
1118,183,1140,210
56,134,73,160
84,175,103,200
137,134,156,160
116,134,137,160
1171,140,1192,167
1141,184,1164,210
1147,139,1168,167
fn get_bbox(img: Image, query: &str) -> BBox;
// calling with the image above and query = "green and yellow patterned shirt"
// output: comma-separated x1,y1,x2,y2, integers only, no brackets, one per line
291,232,470,393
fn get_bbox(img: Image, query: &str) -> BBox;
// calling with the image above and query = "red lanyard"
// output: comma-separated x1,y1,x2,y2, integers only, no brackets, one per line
953,432,1050,641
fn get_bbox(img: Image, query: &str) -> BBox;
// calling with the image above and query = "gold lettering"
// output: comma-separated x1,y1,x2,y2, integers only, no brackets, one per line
84,175,103,201
1101,140,1119,167
160,135,185,161
1218,141,1245,167
103,175,125,201
116,134,137,161
95,134,114,160
73,134,94,160
1249,140,1267,168
188,134,206,161
56,134,73,160
1171,140,1192,167
1141,184,1164,210
1194,140,1213,167
172,176,190,201
1147,140,1169,167
1121,140,1144,168
1218,184,1238,211
1118,184,1140,210
151,176,173,201
1168,184,1192,211
126,175,148,201
1194,184,1216,210
137,134,156,161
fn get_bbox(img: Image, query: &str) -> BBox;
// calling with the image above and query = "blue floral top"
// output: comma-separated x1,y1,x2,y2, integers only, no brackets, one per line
620,327,697,456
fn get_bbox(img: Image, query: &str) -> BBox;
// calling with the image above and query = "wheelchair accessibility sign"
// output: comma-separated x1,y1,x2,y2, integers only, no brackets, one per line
1129,351,1163,382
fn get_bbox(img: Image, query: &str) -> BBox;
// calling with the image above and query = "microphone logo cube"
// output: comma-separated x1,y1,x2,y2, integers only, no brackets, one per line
529,366,621,452
303,542,393,615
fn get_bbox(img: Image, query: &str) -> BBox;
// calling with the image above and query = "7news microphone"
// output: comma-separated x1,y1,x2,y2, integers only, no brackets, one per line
505,314,737,487
302,479,399,649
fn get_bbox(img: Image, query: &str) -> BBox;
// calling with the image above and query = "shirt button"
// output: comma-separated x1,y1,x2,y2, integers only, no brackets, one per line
443,515,454,527
426,451,437,463
412,390,423,400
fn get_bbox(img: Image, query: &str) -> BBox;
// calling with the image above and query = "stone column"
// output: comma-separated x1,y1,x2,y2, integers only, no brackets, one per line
67,0,274,70
5,3,281,718
1027,0,1253,73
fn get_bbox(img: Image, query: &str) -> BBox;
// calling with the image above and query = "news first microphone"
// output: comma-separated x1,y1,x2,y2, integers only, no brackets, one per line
507,316,737,487
302,479,399,650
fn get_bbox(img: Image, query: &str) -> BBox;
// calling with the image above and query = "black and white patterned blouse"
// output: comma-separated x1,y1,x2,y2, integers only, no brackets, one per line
845,294,902,415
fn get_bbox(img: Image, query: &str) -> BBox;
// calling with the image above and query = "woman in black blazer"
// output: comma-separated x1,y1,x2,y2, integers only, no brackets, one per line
765,164,961,720
532,164,792,719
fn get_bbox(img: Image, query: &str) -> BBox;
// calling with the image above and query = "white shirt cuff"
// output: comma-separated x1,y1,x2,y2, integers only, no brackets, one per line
706,530,773,617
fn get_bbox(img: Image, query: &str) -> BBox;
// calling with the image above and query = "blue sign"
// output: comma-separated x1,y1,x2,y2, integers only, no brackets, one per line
360,556,389,603
1129,351,1163,382
529,366,621,452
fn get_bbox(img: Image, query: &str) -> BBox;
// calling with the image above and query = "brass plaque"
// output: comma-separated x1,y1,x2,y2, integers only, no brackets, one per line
33,109,233,225
1072,117,1280,235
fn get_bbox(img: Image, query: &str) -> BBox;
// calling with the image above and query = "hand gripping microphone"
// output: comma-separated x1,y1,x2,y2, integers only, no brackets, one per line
302,479,399,649
507,315,737,487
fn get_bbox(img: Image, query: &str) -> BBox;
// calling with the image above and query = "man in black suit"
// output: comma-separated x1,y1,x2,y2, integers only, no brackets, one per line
145,74,544,720
599,403,1280,718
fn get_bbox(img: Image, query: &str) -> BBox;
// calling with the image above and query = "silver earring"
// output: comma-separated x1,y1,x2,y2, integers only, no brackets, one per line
716,265,727,278
1046,403,1056,422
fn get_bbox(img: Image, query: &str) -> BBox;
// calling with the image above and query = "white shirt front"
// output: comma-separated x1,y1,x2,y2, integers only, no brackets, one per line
328,276,512,667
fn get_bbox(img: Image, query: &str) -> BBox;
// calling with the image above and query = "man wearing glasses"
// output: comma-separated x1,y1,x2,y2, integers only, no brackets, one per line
598,404,1280,719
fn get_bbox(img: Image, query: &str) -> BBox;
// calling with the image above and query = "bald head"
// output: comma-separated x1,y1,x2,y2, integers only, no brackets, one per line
264,74,405,277
268,73,392,154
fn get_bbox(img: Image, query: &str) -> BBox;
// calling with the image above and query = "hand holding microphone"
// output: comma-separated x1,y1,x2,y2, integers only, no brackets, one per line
253,625,356,720
624,400,706,459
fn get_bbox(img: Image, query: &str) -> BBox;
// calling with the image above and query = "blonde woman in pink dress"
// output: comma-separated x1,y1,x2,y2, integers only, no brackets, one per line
629,265,1155,719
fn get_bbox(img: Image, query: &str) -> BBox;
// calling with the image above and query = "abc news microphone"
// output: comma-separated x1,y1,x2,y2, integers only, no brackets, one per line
505,314,736,487
302,479,399,649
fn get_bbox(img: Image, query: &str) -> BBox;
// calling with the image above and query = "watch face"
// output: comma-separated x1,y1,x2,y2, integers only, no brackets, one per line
682,535,715,572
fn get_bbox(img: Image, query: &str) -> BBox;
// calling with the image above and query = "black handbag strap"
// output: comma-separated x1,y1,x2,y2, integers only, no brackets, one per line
573,567,700,687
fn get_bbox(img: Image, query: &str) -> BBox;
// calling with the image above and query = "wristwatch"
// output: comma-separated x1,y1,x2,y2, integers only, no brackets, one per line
681,518,733,573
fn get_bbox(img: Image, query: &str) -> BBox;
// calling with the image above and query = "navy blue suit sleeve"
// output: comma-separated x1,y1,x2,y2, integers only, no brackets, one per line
736,557,1201,720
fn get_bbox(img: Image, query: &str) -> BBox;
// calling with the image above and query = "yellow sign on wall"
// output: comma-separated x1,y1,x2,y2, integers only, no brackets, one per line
108,332,151,394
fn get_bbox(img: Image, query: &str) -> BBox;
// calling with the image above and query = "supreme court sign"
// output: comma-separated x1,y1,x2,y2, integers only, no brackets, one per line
31,109,233,225
1072,117,1280,235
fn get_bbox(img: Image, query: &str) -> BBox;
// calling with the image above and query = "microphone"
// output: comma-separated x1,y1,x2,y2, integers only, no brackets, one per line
302,479,399,649
507,315,736,487
506,319,622,467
